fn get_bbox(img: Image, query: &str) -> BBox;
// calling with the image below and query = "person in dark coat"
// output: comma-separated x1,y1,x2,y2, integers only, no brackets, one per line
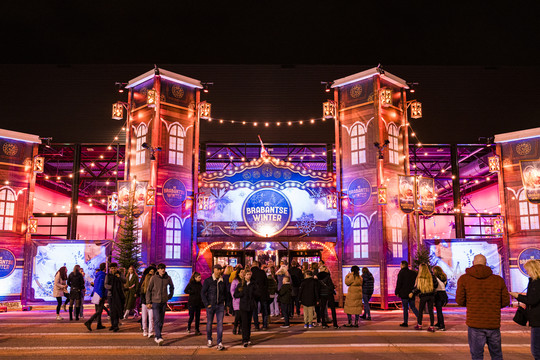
395,260,419,327
104,263,126,332
84,263,107,331
146,263,175,345
201,264,227,351
234,270,258,347
184,272,203,335
318,266,339,328
361,267,374,320
67,265,85,321
289,261,303,317
299,270,319,328
278,276,292,328
510,259,540,360
250,261,269,330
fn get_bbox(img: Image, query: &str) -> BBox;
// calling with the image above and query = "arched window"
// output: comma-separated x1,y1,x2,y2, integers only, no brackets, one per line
388,123,399,165
353,215,369,258
519,191,539,230
0,188,15,231
350,124,366,165
135,124,147,165
391,215,403,257
165,215,182,259
168,124,184,166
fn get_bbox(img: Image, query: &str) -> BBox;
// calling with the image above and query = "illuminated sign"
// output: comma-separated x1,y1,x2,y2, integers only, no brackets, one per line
162,178,186,207
377,187,387,205
242,189,292,237
348,177,372,206
518,248,540,276
0,248,16,279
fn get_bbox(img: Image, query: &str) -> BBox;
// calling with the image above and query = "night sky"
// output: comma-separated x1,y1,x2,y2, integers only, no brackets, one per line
1,2,539,146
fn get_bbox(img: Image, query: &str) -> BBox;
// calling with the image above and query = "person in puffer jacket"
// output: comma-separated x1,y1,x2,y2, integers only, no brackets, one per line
146,263,174,346
361,267,374,320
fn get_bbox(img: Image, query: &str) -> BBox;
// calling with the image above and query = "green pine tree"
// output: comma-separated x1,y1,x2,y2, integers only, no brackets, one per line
412,244,434,270
114,204,141,271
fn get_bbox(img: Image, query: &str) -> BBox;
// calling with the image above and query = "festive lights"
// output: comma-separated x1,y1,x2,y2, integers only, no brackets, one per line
380,88,393,107
410,101,422,119
146,88,157,108
112,102,124,120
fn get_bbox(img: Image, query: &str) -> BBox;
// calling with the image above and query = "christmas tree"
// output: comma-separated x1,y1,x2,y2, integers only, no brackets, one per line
412,244,434,270
114,203,141,271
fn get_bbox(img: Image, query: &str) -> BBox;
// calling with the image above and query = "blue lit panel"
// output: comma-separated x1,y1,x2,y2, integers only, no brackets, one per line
166,266,192,299
0,269,23,299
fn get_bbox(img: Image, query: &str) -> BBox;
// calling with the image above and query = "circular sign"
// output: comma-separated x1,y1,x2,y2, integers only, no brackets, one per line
162,178,187,207
348,177,372,206
518,248,540,276
0,248,16,279
242,189,292,237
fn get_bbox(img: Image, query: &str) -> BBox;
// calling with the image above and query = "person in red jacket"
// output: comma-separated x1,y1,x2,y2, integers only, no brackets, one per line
456,254,510,360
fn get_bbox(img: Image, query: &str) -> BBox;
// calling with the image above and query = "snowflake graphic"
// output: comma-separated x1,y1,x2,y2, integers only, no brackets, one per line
308,187,326,204
201,220,213,236
36,249,50,266
296,213,317,236
229,220,238,231
325,221,334,232
210,188,233,213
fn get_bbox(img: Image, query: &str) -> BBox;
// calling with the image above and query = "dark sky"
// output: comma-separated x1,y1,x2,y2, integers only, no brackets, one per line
1,2,539,145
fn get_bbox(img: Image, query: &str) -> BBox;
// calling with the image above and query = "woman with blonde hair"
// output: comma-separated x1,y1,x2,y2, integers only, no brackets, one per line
432,265,448,331
139,266,156,337
223,265,234,316
410,263,438,332
510,259,540,360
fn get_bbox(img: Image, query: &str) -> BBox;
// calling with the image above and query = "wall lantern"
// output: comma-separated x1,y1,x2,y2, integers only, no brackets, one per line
112,102,124,120
146,89,157,108
380,88,393,107
199,102,211,119
492,216,504,234
198,195,210,210
322,101,336,119
28,216,38,233
410,101,422,119
326,194,337,209
488,156,500,172
145,187,156,206
378,187,388,205
33,156,44,173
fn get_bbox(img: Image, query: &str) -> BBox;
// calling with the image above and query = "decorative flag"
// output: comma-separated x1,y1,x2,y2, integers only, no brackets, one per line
377,187,387,205
520,160,540,204
258,135,270,159
418,177,435,216
398,175,415,214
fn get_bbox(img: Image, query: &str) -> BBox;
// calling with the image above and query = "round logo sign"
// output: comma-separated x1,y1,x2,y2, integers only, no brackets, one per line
348,177,372,206
0,248,16,279
242,189,292,237
162,178,187,207
518,247,540,276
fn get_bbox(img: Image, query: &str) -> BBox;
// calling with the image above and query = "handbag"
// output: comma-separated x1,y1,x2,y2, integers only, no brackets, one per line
513,303,528,326
91,292,101,305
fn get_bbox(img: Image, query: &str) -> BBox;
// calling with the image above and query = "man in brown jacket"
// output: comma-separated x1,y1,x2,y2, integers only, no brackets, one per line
456,254,509,360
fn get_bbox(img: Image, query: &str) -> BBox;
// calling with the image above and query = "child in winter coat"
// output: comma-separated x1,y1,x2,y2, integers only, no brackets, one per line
299,270,319,328
278,276,292,328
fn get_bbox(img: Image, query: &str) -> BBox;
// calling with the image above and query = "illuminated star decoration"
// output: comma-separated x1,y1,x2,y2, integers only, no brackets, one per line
210,188,232,213
308,187,326,204
296,212,317,235
229,220,238,231
201,220,213,236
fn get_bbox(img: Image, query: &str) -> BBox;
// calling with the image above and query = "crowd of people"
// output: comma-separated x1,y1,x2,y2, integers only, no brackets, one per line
51,256,540,359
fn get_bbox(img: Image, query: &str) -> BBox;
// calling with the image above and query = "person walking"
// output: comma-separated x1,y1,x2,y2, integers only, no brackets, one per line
361,267,374,321
124,265,139,319
510,259,540,360
234,269,257,347
268,266,279,317
201,264,226,351
230,269,245,335
395,260,419,327
299,270,319,329
223,265,233,316
139,266,156,338
433,265,448,331
278,275,292,328
67,265,85,321
84,263,107,331
79,268,87,319
53,266,68,320
104,263,126,332
343,266,363,327
410,264,438,332
317,265,339,329
289,261,302,317
146,263,174,346
184,271,203,335
250,261,270,331
456,254,510,360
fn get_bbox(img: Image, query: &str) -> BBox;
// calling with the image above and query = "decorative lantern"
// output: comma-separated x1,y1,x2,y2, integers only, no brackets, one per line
378,187,388,205
492,216,504,235
112,102,124,120
410,101,422,119
488,156,500,172
33,156,44,173
145,187,156,206
146,89,157,108
198,195,210,210
107,193,119,212
28,216,38,233
380,88,393,107
322,101,336,119
326,194,337,209
199,102,211,119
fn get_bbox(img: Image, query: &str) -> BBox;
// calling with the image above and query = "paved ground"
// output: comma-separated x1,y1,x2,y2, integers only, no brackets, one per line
0,306,533,359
